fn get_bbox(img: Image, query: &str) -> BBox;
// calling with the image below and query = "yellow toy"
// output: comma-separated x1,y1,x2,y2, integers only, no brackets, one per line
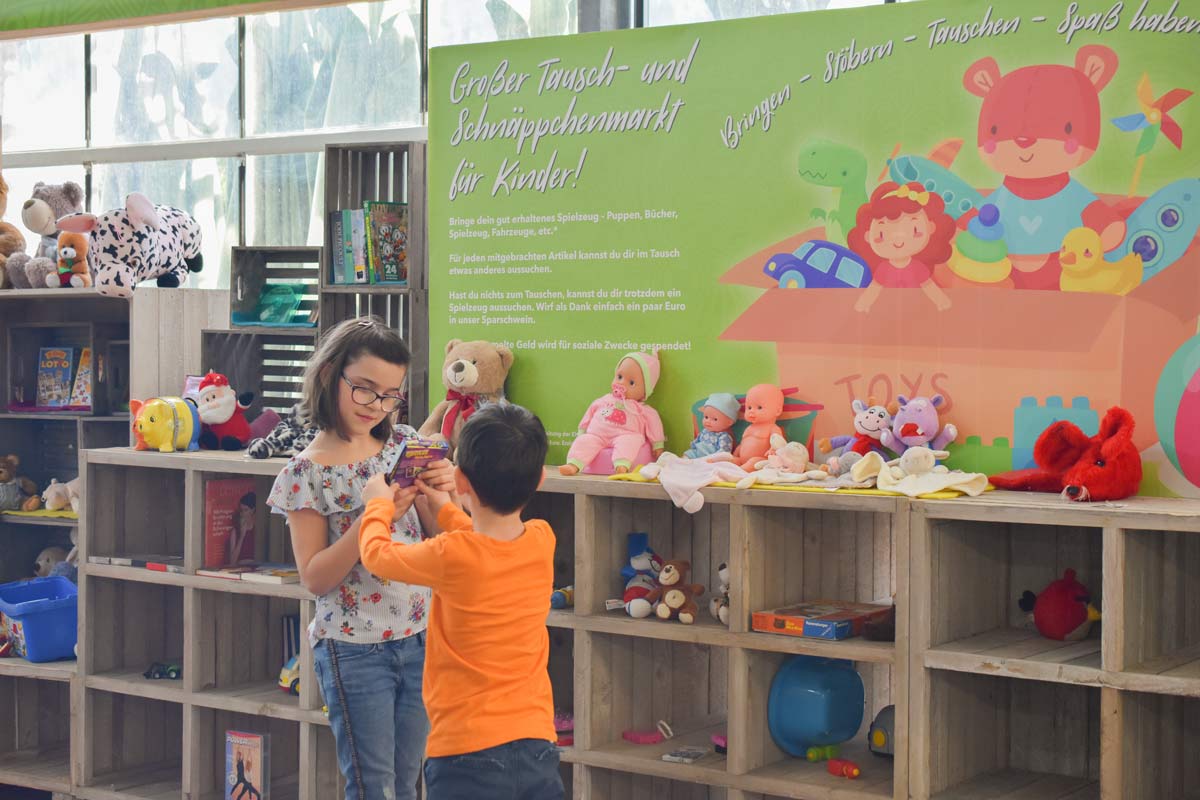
1059,227,1142,296
130,397,202,452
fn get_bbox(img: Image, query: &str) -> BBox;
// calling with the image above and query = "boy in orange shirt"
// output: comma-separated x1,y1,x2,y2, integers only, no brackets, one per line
358,403,561,800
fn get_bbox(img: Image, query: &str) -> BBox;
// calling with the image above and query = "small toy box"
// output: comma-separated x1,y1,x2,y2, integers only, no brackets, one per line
751,600,893,640
0,576,79,662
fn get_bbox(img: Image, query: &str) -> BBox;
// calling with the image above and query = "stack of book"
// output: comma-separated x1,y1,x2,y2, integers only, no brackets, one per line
328,201,408,285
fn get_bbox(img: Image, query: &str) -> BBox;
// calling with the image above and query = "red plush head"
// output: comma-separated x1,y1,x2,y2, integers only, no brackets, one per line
990,407,1142,502
1018,569,1100,641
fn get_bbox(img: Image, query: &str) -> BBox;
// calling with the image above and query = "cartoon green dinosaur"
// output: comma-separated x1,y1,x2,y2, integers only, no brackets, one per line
797,140,869,245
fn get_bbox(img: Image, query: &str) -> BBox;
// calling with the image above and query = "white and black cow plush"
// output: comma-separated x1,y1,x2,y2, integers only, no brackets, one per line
57,192,203,299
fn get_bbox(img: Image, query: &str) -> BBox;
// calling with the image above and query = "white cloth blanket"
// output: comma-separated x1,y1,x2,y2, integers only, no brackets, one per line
640,453,751,513
850,448,989,497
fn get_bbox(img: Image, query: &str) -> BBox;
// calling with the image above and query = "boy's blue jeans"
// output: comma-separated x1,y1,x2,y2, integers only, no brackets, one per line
314,634,429,800
424,738,563,800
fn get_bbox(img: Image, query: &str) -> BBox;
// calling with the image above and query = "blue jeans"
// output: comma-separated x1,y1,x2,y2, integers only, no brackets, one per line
314,634,429,800
424,738,563,800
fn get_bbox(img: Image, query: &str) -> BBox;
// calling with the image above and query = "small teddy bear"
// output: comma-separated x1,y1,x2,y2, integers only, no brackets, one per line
709,562,730,626
0,454,41,512
646,560,705,624
52,230,91,288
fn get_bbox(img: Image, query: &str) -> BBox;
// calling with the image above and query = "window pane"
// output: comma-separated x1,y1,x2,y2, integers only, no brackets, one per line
430,0,578,47
0,34,85,151
93,158,239,291
91,18,239,145
247,153,325,247
247,0,421,135
646,0,878,26
1,167,88,247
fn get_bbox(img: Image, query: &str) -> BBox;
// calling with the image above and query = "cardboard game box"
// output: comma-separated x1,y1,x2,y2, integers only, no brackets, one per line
751,600,894,640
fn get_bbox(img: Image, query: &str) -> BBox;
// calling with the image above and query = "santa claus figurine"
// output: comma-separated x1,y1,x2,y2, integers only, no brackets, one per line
196,371,254,450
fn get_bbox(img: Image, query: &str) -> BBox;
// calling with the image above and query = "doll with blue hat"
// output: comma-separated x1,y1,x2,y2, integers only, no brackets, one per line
685,393,740,459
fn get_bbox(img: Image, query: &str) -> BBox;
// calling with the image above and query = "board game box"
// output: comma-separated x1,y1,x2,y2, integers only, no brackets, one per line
751,600,894,640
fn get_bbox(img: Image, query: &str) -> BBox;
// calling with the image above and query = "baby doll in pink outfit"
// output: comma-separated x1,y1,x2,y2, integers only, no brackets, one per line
560,351,665,475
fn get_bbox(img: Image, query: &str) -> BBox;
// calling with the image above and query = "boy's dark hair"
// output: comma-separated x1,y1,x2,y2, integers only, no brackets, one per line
456,403,548,514
300,316,411,442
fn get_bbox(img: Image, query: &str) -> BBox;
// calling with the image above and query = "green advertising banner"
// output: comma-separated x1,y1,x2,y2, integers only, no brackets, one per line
428,0,1200,495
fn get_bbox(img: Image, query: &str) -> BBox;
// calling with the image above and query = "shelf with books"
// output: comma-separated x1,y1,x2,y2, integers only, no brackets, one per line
4,320,127,416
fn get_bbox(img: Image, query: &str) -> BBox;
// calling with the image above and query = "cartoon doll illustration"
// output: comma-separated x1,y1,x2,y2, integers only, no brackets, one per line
847,181,956,312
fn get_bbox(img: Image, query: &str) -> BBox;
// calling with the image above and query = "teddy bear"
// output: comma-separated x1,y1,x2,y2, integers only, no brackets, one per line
419,339,514,459
41,478,76,512
53,230,92,288
5,181,83,290
709,562,730,626
0,174,27,287
0,454,41,512
34,546,68,578
646,560,705,625
248,404,317,459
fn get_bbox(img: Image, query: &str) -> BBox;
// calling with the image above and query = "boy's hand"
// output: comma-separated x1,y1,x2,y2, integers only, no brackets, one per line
363,472,393,503
392,484,419,521
416,478,453,516
421,459,456,493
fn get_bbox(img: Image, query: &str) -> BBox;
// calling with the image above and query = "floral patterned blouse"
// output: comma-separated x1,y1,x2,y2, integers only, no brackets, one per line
268,426,430,647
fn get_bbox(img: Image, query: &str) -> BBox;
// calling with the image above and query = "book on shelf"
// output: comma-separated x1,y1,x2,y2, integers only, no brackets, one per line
364,201,409,284
344,208,368,284
107,554,185,573
204,478,258,568
239,563,301,584
750,600,894,640
69,347,93,408
195,564,258,580
36,347,75,408
328,211,346,285
225,730,269,799
87,555,111,565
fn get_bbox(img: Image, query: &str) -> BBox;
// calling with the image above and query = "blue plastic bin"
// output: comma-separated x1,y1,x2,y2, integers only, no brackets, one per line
0,576,78,662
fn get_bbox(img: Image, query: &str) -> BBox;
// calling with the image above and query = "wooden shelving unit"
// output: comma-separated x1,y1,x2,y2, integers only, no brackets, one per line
5,434,1188,800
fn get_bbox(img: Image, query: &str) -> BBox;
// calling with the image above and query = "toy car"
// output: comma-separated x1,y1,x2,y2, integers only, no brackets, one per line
144,661,181,680
279,654,300,695
763,240,872,289
868,704,895,757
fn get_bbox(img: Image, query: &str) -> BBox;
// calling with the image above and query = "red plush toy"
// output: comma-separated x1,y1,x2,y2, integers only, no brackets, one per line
196,371,254,451
989,406,1142,502
1018,569,1101,641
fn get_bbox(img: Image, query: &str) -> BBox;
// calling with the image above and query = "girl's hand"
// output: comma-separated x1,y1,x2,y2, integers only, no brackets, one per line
363,472,392,503
392,484,419,521
421,459,456,493
415,478,453,517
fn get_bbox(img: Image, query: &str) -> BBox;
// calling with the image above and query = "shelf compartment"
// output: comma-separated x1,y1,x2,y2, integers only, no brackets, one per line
574,719,729,787
190,708,300,800
81,690,182,799
5,320,127,416
84,577,183,681
0,414,82,489
0,519,74,584
1109,690,1199,799
527,490,575,596
1114,528,1200,691
200,328,315,419
87,562,310,599
731,649,895,800
85,463,186,562
0,675,72,793
923,518,1103,683
197,470,297,567
192,589,308,720
922,671,1100,798
229,246,320,330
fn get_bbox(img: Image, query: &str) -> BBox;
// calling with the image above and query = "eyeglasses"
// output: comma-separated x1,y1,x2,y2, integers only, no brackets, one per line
341,374,404,413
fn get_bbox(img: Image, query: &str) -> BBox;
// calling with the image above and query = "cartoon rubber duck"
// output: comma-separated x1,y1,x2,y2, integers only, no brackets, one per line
1018,568,1101,641
1059,227,1142,295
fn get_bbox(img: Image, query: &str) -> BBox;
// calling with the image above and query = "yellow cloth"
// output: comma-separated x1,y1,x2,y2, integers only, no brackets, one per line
608,470,981,499
0,509,78,519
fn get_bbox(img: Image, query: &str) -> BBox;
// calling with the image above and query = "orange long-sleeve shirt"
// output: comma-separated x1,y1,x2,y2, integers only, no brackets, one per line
358,497,557,758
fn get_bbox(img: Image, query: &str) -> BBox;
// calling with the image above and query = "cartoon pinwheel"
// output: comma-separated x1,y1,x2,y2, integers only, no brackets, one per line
1111,73,1192,197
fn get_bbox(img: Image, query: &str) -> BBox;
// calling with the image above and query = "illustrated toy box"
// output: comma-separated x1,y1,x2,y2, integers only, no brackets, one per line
391,437,450,487
751,600,893,640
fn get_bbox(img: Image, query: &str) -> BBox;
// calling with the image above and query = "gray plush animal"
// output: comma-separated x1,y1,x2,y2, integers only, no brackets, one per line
6,181,84,289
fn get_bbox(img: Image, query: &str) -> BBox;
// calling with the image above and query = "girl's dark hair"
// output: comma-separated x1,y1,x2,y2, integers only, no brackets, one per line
300,316,410,442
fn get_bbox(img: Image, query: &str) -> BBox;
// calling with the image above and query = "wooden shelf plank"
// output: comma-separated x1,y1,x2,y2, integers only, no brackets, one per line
550,612,896,663
0,744,72,793
739,739,893,800
917,491,1200,532
84,447,291,476
321,284,411,294
570,720,729,786
931,769,1098,799
86,669,187,704
926,628,1103,687
0,655,76,681
222,325,317,337
190,681,329,725
0,287,125,300
77,763,182,800
86,563,310,600
0,511,80,527
1110,642,1200,697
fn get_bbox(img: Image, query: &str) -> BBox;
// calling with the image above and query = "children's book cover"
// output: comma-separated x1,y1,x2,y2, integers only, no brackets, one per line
225,730,268,800
69,347,93,408
36,347,74,408
204,479,257,568
365,202,409,284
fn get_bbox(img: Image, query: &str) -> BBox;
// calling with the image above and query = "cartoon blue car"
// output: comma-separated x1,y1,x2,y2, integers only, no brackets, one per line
764,240,872,289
